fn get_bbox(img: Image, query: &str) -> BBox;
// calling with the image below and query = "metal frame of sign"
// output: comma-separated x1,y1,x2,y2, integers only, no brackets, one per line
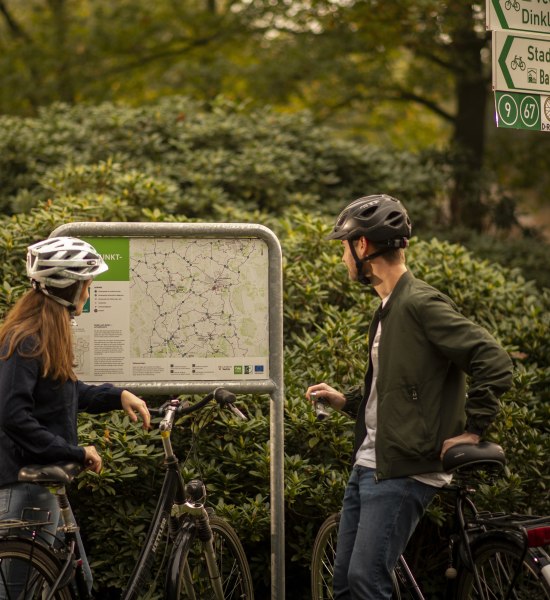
51,221,286,599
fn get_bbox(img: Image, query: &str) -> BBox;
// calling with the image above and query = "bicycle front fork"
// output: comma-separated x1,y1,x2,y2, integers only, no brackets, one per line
175,479,225,600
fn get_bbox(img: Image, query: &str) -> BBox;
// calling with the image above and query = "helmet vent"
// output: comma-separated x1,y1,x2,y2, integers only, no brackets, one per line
359,206,378,218
387,211,404,225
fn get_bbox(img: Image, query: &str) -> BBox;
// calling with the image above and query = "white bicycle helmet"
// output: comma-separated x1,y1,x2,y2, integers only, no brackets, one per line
27,237,108,308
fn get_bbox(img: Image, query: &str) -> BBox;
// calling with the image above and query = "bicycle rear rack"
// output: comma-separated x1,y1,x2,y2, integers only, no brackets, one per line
0,518,53,532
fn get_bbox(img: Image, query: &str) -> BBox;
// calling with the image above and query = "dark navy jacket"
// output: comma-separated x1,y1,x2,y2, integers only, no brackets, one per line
0,338,122,486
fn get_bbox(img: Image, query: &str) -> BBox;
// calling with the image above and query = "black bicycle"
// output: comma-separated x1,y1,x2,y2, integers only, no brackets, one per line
311,442,550,599
0,388,254,600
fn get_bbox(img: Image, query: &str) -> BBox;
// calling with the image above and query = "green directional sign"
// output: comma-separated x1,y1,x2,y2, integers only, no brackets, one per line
488,0,550,35
494,31,550,93
494,91,550,130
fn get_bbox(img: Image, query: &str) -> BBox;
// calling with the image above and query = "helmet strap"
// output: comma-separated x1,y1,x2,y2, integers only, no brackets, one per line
349,241,392,286
33,280,82,313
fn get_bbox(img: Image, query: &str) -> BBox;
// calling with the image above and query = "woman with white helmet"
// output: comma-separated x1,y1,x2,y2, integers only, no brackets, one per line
0,236,150,596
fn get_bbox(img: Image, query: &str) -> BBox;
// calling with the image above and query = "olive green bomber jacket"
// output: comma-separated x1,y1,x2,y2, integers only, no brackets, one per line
343,271,513,481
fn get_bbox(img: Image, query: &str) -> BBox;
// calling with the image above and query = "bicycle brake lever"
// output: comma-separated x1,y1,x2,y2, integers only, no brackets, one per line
228,403,248,421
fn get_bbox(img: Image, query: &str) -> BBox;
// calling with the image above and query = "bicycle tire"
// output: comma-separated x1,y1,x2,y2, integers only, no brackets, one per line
455,536,550,599
176,515,254,600
311,513,339,600
310,513,403,600
0,539,72,599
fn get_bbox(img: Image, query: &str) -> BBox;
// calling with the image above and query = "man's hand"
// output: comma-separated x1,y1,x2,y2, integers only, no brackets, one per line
121,390,151,430
83,445,102,474
440,432,481,460
305,383,346,412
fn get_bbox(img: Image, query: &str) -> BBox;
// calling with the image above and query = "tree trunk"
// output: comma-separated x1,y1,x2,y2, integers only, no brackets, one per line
450,72,489,229
448,5,490,230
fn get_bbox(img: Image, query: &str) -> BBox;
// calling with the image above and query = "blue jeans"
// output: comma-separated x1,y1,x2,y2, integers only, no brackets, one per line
0,483,93,598
333,466,437,600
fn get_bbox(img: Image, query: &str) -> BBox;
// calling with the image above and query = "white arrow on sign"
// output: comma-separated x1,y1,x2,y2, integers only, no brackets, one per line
493,31,550,93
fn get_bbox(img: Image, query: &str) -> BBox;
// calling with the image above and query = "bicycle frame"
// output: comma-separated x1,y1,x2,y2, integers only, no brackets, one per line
122,399,187,600
123,396,230,600
2,391,250,600
11,452,189,600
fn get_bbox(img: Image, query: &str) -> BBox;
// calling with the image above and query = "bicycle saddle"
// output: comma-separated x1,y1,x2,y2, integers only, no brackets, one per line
442,442,506,473
18,462,83,485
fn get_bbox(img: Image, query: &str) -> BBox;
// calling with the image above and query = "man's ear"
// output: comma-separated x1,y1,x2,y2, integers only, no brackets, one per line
356,236,369,257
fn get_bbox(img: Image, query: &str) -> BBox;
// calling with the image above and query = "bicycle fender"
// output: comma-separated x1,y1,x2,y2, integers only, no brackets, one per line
165,517,196,599
459,529,526,571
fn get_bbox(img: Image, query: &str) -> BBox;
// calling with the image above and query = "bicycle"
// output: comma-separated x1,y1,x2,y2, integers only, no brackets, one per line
311,442,550,599
0,388,254,600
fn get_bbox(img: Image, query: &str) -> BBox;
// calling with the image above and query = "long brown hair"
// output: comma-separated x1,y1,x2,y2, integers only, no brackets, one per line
0,289,76,382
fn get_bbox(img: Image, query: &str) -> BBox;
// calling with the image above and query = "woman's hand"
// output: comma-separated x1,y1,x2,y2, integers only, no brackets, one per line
121,390,151,430
83,445,102,474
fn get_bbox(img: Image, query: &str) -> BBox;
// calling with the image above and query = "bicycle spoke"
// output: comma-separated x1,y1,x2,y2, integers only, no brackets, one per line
0,543,70,600
456,538,550,600
177,516,253,600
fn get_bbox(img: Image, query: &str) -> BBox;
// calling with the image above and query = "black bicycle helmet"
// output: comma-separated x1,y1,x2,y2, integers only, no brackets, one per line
442,442,506,473
327,194,412,243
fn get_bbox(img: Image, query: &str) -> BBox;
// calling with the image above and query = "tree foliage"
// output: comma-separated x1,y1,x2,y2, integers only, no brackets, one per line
1,0,549,230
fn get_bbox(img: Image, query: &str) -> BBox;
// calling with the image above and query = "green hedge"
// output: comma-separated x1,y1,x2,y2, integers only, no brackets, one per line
0,197,547,598
0,97,449,224
2,96,549,291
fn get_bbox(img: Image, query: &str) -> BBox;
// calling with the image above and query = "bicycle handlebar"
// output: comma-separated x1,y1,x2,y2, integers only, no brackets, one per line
151,388,247,432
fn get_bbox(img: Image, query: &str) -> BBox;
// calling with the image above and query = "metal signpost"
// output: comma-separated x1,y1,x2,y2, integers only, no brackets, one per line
51,221,286,600
487,0,550,131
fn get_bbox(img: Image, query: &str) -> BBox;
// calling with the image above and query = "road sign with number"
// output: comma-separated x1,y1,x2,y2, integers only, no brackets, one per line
495,91,550,130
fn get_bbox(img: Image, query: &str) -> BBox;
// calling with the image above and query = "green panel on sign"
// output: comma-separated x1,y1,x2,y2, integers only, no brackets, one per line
495,91,541,131
84,237,130,281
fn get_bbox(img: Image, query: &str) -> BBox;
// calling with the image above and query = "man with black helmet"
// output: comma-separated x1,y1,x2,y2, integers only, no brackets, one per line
306,195,513,600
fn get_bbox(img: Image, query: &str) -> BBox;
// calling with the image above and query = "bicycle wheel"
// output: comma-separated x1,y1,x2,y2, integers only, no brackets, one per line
455,537,550,599
311,513,339,600
178,515,254,600
310,513,403,600
0,539,72,599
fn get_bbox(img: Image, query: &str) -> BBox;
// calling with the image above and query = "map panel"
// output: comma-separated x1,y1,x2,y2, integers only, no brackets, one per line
129,238,269,359
73,236,270,382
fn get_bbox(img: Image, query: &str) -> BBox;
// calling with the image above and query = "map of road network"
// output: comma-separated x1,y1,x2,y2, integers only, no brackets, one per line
129,238,269,361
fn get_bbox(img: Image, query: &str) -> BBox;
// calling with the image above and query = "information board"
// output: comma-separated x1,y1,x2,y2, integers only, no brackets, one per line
75,236,270,383
52,221,285,599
